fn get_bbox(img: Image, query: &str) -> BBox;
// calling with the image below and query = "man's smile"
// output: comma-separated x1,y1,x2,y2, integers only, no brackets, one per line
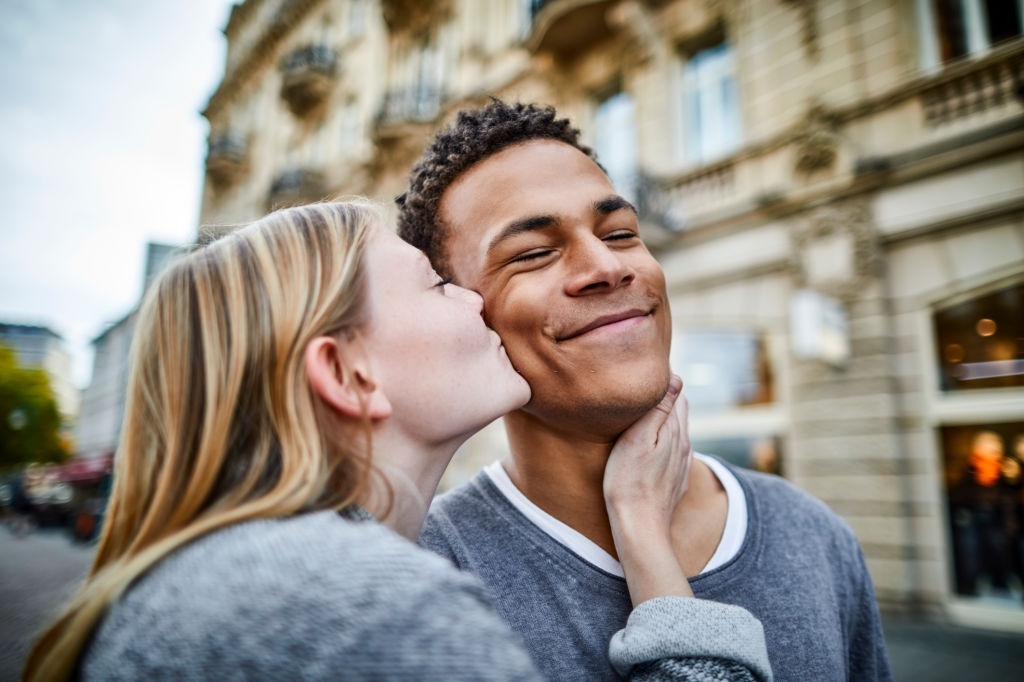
555,308,652,342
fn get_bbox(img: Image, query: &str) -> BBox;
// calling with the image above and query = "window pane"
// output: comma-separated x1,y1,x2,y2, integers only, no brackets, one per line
933,283,1024,391
693,435,783,475
942,422,1024,604
984,0,1023,44
933,0,969,61
672,330,774,412
594,92,637,202
681,42,741,164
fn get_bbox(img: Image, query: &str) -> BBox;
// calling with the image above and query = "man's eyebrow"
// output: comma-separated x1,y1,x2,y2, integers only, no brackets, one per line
487,214,558,253
485,196,636,254
595,195,637,215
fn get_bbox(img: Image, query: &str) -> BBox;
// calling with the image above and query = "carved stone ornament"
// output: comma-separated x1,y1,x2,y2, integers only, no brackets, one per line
782,0,820,59
381,0,452,38
793,103,841,175
702,0,749,24
789,198,881,302
607,1,657,67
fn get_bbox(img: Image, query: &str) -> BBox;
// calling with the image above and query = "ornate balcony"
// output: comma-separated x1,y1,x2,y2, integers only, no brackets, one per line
381,0,452,37
635,162,737,234
279,44,337,116
205,133,248,188
920,42,1024,127
526,0,615,58
267,169,327,210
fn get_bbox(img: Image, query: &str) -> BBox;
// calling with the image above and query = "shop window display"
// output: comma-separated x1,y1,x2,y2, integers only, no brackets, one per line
943,422,1024,605
934,283,1024,392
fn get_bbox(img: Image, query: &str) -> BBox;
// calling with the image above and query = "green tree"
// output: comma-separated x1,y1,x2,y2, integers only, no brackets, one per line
0,342,69,472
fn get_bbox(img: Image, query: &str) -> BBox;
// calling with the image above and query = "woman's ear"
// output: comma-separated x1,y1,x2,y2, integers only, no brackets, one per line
305,335,392,420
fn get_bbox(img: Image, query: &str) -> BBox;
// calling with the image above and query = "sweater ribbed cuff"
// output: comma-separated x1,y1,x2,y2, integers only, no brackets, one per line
608,597,773,681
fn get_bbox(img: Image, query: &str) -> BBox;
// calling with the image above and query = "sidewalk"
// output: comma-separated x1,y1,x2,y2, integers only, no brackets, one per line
884,615,1024,681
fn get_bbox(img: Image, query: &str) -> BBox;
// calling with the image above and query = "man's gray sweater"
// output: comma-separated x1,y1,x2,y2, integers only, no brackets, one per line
420,460,893,681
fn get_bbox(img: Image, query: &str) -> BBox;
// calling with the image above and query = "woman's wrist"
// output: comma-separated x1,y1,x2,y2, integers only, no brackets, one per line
610,517,693,605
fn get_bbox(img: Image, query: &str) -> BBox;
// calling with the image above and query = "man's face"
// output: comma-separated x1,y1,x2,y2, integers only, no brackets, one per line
438,139,672,438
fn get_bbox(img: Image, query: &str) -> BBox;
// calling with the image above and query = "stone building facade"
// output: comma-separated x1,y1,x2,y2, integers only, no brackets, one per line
198,0,1024,630
74,312,136,462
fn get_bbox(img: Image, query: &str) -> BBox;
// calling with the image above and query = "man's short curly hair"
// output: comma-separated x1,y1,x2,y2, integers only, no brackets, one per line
396,100,598,278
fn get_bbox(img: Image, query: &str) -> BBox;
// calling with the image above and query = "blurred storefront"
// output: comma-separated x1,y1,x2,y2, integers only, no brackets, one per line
196,0,1023,630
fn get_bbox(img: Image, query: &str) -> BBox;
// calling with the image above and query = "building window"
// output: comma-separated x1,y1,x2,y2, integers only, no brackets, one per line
917,0,1023,70
593,91,637,203
676,41,742,166
933,282,1024,392
672,329,781,475
380,38,445,124
673,330,774,412
339,102,362,156
930,281,1024,611
942,422,1024,605
692,434,783,475
347,0,368,39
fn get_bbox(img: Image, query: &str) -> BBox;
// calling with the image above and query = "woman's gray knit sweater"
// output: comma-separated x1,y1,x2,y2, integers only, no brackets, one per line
78,509,771,680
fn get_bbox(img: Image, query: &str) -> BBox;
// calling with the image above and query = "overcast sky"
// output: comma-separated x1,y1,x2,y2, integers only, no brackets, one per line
0,0,236,388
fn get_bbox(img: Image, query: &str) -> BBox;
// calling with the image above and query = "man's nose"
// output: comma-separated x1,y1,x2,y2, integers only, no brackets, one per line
563,237,634,295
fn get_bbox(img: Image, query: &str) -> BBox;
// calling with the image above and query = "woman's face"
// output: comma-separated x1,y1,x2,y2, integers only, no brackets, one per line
360,225,531,445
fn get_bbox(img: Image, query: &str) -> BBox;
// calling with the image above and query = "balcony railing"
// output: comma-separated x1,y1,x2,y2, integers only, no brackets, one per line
920,43,1024,127
267,169,326,210
376,86,445,128
635,163,737,233
205,133,248,187
280,44,338,116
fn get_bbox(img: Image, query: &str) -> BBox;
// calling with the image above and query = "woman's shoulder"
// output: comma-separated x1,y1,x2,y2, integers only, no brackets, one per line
81,511,537,680
134,510,470,605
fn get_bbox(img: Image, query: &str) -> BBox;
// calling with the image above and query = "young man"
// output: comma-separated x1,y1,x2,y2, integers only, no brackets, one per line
398,101,892,682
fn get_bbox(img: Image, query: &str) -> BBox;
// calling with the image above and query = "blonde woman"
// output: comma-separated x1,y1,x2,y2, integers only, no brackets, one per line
24,201,771,681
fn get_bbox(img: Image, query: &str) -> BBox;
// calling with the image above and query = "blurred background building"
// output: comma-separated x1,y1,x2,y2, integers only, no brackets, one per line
75,244,180,463
196,0,1022,631
0,323,79,425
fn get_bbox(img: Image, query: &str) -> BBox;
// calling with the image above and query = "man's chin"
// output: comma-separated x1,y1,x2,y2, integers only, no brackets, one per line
517,390,666,441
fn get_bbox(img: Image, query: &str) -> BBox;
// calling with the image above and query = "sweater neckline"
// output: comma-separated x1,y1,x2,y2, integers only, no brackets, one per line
481,453,749,578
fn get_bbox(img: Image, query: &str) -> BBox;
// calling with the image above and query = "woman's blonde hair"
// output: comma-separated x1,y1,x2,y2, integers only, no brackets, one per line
25,201,381,681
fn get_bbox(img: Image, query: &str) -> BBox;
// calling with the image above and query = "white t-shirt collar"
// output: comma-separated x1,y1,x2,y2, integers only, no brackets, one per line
483,452,747,578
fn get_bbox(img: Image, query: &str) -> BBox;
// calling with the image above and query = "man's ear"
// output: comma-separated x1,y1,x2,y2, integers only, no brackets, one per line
304,335,392,420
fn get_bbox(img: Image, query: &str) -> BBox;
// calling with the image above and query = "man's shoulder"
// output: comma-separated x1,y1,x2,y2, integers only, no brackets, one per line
725,462,860,545
426,469,511,529
421,470,521,558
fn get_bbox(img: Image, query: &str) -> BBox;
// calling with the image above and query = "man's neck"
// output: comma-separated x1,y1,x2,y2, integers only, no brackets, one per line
501,409,728,574
503,409,617,554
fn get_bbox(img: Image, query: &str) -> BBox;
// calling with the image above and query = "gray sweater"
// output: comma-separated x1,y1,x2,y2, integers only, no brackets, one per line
79,508,771,681
420,460,893,682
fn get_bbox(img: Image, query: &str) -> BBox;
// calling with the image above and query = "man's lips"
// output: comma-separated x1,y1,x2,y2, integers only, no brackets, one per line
557,309,650,341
